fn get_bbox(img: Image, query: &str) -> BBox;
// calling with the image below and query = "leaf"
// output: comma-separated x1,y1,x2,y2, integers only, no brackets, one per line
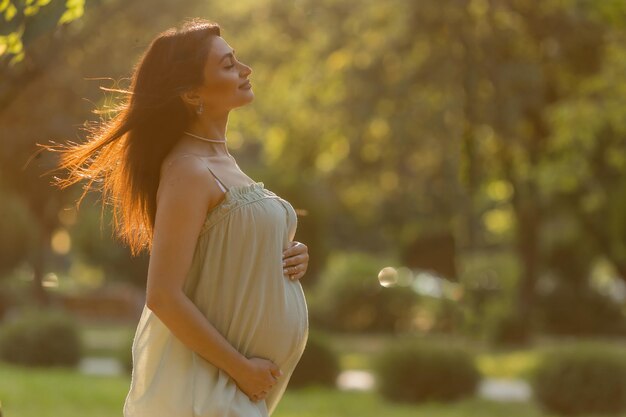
58,2,84,25
0,36,7,55
6,35,23,54
24,5,39,16
4,2,16,21
8,50,24,65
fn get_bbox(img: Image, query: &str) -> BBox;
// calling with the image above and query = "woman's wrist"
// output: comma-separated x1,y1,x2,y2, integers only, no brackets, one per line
223,352,249,380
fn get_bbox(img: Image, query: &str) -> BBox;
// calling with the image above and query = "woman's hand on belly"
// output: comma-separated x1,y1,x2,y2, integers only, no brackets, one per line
231,357,283,402
282,241,309,281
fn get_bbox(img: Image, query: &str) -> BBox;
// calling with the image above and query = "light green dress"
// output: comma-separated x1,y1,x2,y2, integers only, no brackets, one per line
123,166,309,417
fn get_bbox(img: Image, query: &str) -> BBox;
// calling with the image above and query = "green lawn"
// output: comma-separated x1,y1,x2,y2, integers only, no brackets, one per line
3,362,625,417
1,363,128,417
5,325,616,416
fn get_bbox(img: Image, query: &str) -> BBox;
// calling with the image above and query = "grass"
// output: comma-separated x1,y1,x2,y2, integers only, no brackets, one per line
5,324,618,416
276,388,544,417
0,362,538,417
0,363,129,417
476,350,540,380
3,362,626,417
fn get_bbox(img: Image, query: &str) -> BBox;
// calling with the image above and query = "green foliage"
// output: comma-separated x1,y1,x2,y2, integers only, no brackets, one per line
0,0,625,349
70,203,149,286
0,186,38,277
374,340,480,404
310,252,417,333
458,250,521,340
288,331,340,389
58,0,84,25
0,24,24,65
0,0,18,22
532,343,626,415
488,310,533,348
0,0,84,65
0,308,82,366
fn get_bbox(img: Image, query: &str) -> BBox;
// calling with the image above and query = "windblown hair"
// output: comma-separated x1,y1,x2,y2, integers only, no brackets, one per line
44,18,221,256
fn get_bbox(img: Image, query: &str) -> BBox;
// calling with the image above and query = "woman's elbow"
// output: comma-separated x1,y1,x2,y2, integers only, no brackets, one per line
146,288,180,313
146,291,163,312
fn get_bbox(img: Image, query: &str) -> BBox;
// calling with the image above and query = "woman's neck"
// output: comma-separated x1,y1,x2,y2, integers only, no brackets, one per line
184,113,230,157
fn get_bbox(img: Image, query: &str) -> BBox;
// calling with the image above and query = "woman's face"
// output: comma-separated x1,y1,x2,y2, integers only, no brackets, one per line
194,36,253,113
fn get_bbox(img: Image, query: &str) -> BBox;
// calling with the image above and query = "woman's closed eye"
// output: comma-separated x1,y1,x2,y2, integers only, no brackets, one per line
224,57,237,69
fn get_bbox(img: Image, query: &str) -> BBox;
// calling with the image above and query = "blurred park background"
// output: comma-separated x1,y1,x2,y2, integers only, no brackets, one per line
2,0,626,416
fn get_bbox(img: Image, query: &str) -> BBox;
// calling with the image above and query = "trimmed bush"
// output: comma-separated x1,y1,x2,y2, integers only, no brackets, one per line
375,340,480,403
532,343,626,415
310,252,418,333
288,331,340,389
538,283,626,337
0,309,82,367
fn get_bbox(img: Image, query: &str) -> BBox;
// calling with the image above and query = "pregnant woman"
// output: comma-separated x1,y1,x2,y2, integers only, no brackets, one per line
49,18,309,416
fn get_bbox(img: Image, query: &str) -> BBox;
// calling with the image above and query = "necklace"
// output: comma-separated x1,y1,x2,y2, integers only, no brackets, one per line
183,131,227,144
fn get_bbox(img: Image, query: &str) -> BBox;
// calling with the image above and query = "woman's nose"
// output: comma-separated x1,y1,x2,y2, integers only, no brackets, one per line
240,63,252,76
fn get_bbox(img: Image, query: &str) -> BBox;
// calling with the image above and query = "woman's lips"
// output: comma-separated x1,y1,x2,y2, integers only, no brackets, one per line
239,80,252,89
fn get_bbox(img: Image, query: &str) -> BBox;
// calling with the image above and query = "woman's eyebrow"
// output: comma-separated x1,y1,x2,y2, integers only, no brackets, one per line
219,50,235,63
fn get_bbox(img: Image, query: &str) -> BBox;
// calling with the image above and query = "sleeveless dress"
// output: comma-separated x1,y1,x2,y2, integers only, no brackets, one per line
123,160,309,417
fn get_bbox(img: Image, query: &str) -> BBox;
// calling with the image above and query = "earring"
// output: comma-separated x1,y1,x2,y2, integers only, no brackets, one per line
196,102,204,115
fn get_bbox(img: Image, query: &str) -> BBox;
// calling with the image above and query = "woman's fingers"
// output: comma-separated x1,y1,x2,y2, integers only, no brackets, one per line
282,241,308,260
290,270,305,281
283,262,303,273
270,365,283,379
282,241,309,280
251,389,270,402
283,253,308,267
284,264,307,280
239,357,281,402
283,254,309,272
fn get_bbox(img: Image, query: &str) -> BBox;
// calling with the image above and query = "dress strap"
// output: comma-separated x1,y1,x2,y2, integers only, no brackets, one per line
195,157,229,192
209,170,228,193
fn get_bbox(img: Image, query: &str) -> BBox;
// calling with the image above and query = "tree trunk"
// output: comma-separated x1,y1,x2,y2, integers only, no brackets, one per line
513,197,540,340
32,228,50,306
460,1,480,251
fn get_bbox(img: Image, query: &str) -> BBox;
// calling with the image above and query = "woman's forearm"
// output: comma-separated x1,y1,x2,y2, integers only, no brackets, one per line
146,290,248,380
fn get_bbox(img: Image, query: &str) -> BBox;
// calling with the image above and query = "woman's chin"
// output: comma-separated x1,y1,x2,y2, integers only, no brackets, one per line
228,93,255,111
239,93,255,106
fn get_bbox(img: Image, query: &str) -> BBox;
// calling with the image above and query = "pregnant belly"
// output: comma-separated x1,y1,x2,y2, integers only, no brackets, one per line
197,276,308,366
240,281,308,365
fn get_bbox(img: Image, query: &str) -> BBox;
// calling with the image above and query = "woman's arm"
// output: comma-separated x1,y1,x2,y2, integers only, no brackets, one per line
146,155,280,400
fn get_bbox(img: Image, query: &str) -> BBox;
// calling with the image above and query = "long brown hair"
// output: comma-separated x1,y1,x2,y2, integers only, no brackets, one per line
43,18,221,256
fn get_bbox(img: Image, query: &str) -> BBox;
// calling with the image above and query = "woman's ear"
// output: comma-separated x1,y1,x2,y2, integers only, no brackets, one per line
179,88,202,108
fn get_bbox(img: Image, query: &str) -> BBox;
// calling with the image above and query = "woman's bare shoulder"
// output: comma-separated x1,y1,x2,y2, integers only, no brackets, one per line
161,151,205,177
156,152,221,208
